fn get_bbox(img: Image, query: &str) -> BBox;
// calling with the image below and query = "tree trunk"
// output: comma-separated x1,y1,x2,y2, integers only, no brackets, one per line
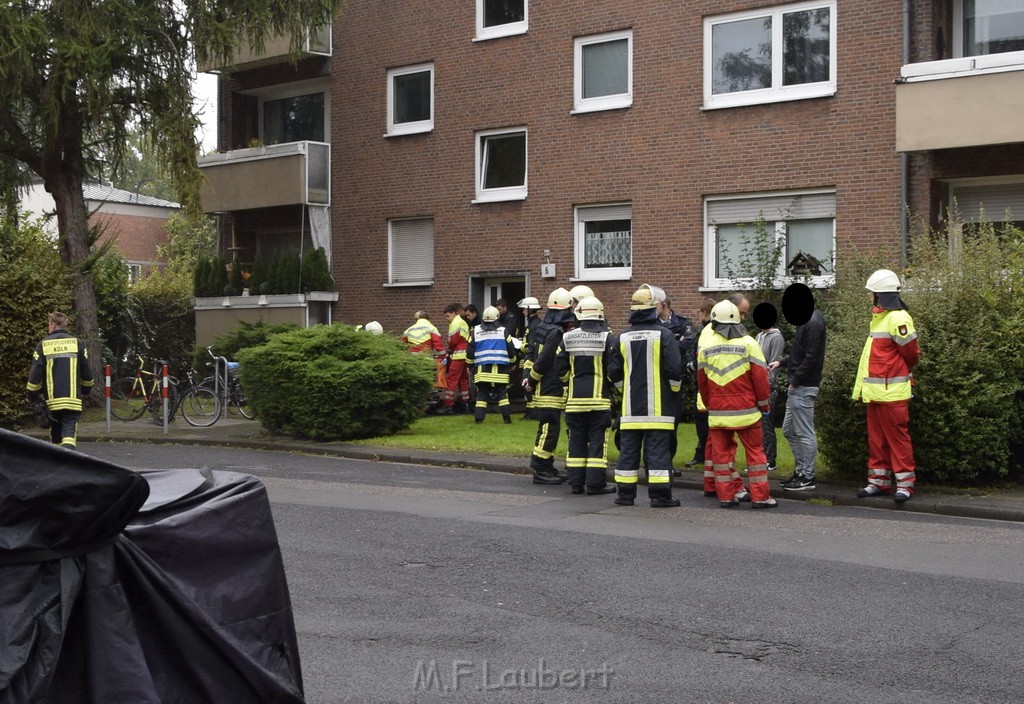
48,171,104,403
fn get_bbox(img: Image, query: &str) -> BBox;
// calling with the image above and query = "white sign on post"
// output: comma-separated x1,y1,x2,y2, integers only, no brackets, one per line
541,263,556,278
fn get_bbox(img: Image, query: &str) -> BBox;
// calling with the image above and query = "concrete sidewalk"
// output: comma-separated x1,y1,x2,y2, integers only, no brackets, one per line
22,417,1024,524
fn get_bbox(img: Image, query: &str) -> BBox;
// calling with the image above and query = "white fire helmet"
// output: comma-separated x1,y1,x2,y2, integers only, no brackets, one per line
630,284,666,310
483,306,500,322
575,296,605,321
569,284,594,303
364,321,384,334
710,300,740,324
518,296,541,310
547,287,572,310
865,269,901,293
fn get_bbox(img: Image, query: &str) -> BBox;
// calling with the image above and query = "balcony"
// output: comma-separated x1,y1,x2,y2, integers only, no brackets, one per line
896,52,1024,152
198,25,331,73
198,141,330,213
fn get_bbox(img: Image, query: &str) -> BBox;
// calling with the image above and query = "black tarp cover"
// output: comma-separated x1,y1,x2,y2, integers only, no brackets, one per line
0,429,305,703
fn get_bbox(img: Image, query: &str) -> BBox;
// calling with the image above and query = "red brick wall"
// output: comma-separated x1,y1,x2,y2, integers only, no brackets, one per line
92,212,171,272
321,0,910,333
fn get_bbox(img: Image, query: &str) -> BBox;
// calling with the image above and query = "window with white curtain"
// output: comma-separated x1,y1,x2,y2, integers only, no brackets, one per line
704,191,835,289
574,30,632,113
574,203,632,280
388,218,434,286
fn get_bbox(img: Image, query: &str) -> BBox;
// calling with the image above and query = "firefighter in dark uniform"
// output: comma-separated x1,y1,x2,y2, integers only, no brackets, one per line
523,287,573,484
26,311,94,448
610,285,684,508
518,296,542,418
467,306,518,424
549,296,620,495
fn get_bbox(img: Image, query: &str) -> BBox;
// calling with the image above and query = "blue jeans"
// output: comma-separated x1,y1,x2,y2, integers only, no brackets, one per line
782,386,818,479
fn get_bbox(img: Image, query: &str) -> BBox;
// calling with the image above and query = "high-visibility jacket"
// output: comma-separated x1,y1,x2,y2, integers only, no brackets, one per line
697,328,770,430
694,323,715,412
402,318,446,358
611,309,683,431
446,314,470,360
529,321,569,410
467,323,517,384
554,321,621,413
852,308,919,403
26,331,94,412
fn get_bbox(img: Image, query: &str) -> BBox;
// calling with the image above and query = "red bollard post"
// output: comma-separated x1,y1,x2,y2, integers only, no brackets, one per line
105,364,112,433
162,364,170,434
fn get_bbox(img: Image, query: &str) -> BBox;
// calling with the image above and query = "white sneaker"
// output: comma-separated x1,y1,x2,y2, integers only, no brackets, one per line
734,489,751,502
857,485,883,498
894,488,912,503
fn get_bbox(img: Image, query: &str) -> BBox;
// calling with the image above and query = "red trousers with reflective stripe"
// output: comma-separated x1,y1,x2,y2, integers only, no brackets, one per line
866,401,915,494
708,425,770,502
444,359,470,406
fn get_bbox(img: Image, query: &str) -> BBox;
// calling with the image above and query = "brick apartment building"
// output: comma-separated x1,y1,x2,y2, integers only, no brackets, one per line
200,0,1024,333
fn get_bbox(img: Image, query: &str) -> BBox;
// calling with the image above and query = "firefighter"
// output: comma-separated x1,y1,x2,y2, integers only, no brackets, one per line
439,303,471,414
697,300,777,509
518,296,543,418
523,288,573,484
467,306,517,424
610,284,683,508
402,310,448,392
853,269,920,503
546,296,620,495
26,311,94,448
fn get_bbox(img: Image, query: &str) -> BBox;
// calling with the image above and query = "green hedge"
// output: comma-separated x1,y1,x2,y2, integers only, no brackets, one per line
0,213,71,427
236,324,435,441
818,222,1024,485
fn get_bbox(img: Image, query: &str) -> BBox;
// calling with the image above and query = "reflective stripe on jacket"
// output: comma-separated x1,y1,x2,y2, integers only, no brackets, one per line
468,324,517,384
447,315,470,360
557,323,620,413
402,319,446,357
853,308,919,403
26,331,94,412
697,330,770,429
611,311,683,430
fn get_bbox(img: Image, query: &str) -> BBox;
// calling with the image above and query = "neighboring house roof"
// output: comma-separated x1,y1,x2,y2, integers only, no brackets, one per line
81,182,180,209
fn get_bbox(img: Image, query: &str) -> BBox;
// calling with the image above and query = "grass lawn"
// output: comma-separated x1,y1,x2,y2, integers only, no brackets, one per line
351,413,796,476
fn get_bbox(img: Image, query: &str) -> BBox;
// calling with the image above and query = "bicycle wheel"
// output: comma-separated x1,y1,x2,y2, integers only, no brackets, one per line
180,387,221,427
109,377,147,421
229,385,256,420
149,382,179,425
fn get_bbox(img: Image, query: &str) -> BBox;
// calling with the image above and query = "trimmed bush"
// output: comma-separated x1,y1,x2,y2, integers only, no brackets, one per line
818,221,1024,485
236,324,435,440
301,247,333,292
193,320,298,370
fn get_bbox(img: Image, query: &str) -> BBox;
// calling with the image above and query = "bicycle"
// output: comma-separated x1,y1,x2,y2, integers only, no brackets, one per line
176,368,222,427
109,357,179,423
201,346,255,420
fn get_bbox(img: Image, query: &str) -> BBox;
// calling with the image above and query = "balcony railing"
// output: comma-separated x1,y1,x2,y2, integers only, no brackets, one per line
198,141,330,213
896,51,1024,152
198,24,332,73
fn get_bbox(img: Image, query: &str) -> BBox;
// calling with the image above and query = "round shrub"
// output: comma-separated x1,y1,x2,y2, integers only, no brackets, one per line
193,320,298,370
236,324,435,441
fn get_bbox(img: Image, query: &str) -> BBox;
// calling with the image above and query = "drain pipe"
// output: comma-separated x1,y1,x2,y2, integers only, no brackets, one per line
900,0,911,267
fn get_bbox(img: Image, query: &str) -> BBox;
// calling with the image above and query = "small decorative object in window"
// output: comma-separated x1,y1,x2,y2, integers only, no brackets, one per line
788,252,823,277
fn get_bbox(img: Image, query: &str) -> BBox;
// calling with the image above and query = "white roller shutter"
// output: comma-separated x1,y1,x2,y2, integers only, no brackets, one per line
708,192,835,224
389,218,434,284
952,183,1024,222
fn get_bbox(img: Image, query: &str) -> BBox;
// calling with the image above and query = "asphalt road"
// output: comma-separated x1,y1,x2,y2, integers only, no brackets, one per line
83,442,1024,704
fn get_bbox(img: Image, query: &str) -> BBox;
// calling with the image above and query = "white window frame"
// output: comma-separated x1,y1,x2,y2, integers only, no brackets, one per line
573,30,633,114
254,79,331,145
387,217,435,287
475,0,528,41
703,190,836,290
386,63,434,137
473,127,528,204
702,0,837,110
574,203,632,281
